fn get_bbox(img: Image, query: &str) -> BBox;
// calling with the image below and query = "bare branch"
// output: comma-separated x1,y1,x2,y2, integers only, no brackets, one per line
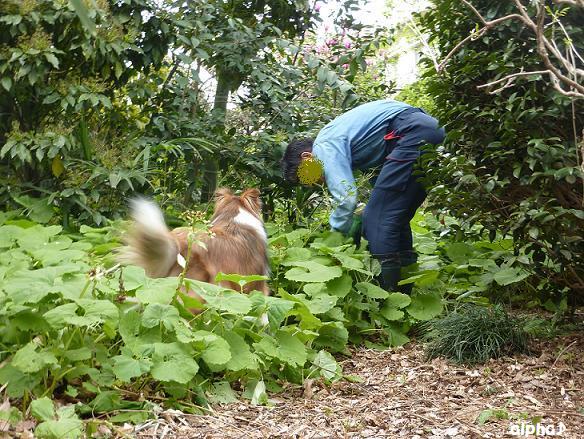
437,0,584,99
477,70,551,93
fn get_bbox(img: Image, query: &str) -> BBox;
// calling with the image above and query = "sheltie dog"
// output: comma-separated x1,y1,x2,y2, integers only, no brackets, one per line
120,188,270,298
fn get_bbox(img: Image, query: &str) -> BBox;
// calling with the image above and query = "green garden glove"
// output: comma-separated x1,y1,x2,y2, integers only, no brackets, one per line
348,214,363,247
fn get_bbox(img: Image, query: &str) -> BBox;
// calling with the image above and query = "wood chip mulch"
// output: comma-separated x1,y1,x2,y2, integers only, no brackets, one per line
132,331,584,438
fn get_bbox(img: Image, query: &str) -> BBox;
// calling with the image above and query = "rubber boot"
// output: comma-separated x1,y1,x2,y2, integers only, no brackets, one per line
399,250,418,295
378,255,402,292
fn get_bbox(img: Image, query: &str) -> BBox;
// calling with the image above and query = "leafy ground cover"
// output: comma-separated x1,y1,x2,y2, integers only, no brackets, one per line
0,208,560,437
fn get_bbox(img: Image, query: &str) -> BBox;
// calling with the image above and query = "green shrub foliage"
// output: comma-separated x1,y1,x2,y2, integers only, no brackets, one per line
418,1,584,302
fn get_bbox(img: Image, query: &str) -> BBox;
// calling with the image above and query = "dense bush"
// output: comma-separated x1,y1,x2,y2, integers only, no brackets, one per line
418,0,584,306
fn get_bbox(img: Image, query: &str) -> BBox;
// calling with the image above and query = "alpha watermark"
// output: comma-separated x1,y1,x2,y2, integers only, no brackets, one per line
508,422,567,437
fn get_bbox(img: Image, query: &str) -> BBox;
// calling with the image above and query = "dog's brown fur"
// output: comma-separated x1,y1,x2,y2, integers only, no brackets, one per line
120,188,270,299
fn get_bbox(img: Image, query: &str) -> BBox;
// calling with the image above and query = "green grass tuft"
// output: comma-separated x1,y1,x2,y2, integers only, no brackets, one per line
423,305,530,364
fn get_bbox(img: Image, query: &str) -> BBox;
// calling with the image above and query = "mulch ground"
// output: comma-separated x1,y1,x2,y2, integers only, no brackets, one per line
131,331,584,438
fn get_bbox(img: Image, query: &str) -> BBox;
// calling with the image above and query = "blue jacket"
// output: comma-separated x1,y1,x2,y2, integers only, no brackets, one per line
312,99,411,233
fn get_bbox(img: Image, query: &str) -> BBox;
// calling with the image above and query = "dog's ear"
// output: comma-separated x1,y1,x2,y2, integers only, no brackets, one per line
241,188,262,216
214,187,233,210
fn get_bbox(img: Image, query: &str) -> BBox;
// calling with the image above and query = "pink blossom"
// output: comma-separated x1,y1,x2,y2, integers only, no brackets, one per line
326,38,338,46
342,63,349,69
314,1,323,12
343,40,351,49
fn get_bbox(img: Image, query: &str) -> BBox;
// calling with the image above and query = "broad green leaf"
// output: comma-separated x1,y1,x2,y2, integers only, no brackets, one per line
64,347,92,362
281,247,312,266
385,292,411,309
406,291,443,321
284,261,342,283
264,295,295,330
136,277,178,304
112,355,151,382
493,267,530,286
142,304,180,330
275,330,307,367
150,342,198,384
120,266,148,290
224,331,258,371
30,397,55,422
35,406,83,439
302,293,338,314
207,381,238,404
215,272,268,287
445,242,476,264
385,322,410,347
188,280,252,314
43,303,78,329
303,283,326,296
332,253,365,271
380,306,404,321
193,331,232,366
0,365,41,398
314,321,349,352
310,350,342,382
12,342,58,373
250,380,268,406
356,282,389,299
77,299,118,324
327,273,352,298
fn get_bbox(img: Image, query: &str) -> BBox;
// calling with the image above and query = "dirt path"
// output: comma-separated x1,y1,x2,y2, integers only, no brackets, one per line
132,333,583,438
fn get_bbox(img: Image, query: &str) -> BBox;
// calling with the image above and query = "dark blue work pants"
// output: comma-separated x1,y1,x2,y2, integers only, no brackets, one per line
362,108,445,263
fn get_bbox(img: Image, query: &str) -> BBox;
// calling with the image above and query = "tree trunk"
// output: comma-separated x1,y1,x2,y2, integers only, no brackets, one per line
200,68,232,202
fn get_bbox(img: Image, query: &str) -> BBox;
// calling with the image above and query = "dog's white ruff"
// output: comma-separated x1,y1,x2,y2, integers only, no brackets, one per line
234,208,266,242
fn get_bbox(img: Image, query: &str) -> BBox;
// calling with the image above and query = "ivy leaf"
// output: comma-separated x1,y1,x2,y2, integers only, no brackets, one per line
284,261,342,283
356,282,389,299
406,291,443,321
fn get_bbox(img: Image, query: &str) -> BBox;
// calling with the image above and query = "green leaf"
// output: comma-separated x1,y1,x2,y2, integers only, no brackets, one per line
493,267,530,286
250,380,268,406
187,280,252,314
224,331,258,371
215,272,268,287
356,282,389,299
12,342,58,373
332,253,365,271
69,0,96,35
385,322,410,347
310,350,342,381
406,291,443,321
380,306,404,321
284,261,342,283
43,303,78,329
136,277,178,304
275,330,307,367
327,273,352,298
142,304,180,330
207,381,238,404
385,292,411,308
44,53,59,68
35,406,83,439
445,242,476,264
264,296,295,329
112,355,151,382
1,77,12,92
314,321,349,352
150,343,198,384
30,397,55,422
193,331,232,366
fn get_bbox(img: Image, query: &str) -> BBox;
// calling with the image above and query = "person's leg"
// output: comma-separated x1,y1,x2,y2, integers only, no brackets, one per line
363,109,444,292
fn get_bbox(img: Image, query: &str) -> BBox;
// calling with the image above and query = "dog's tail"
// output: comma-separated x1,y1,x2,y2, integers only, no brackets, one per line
119,199,179,277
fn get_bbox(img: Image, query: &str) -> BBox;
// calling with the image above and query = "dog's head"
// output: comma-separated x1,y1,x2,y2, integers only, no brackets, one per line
212,187,263,220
